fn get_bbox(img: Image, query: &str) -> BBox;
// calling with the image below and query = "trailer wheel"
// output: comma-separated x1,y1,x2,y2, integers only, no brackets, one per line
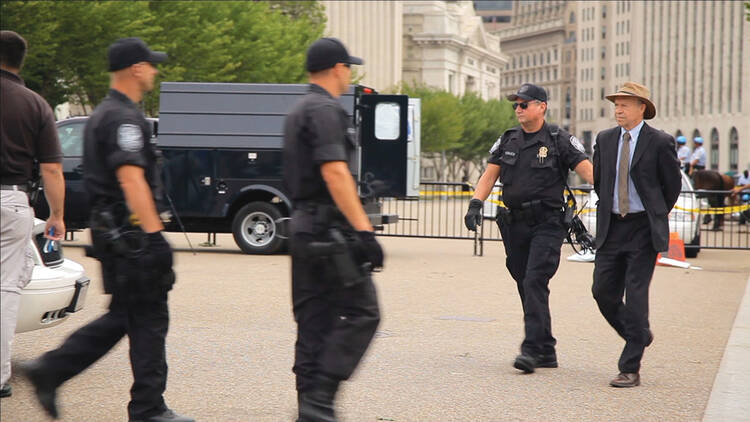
232,202,284,254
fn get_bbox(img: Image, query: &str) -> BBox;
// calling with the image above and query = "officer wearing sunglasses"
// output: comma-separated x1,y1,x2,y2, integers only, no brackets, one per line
464,83,594,374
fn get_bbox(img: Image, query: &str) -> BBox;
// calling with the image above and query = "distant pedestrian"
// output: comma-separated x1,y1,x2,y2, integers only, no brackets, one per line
1,30,65,400
689,137,706,174
592,82,681,387
675,136,691,171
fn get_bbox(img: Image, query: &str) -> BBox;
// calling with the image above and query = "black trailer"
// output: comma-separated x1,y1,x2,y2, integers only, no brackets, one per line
37,83,420,254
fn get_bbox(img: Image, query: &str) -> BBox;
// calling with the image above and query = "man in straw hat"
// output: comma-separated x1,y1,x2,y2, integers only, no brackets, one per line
591,82,681,387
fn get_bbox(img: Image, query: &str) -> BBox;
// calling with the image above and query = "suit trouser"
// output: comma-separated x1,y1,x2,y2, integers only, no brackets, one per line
33,255,169,419
0,190,35,386
498,211,565,356
291,236,380,392
592,214,657,373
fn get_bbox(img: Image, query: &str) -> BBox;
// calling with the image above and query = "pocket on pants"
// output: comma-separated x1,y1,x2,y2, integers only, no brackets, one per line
18,246,34,290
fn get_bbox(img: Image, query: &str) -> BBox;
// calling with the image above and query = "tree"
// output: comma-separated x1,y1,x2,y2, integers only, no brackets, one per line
1,1,326,115
392,81,516,181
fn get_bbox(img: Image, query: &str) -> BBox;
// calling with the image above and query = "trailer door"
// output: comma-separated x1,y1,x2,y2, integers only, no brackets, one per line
358,94,408,198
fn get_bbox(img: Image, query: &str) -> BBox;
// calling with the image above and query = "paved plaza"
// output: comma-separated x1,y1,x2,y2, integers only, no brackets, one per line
2,233,748,422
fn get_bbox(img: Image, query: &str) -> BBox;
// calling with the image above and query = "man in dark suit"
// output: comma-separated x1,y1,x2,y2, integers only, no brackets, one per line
592,81,681,388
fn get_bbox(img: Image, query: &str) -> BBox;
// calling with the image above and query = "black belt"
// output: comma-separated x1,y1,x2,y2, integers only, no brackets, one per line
0,184,28,192
612,211,647,221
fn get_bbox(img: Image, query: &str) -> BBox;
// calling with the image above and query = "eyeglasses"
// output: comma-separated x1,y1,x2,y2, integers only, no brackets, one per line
512,101,537,110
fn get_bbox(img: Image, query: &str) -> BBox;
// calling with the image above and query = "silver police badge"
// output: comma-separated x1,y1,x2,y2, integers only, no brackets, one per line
490,137,502,154
117,124,143,152
569,135,585,153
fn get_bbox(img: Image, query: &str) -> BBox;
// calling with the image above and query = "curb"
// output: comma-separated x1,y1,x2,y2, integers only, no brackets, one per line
703,273,750,421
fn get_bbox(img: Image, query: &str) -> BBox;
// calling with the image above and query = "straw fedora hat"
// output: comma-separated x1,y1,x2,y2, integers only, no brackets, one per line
605,81,656,119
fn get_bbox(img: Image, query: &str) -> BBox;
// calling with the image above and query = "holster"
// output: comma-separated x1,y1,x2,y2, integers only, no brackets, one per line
297,228,371,288
88,204,175,302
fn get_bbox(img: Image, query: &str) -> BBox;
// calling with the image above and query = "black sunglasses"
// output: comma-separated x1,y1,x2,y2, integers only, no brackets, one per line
512,102,534,110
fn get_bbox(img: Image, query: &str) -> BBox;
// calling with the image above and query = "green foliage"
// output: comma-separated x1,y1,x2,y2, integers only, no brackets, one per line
392,81,515,180
1,1,326,115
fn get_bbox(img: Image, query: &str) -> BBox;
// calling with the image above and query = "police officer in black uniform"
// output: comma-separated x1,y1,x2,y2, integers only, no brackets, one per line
22,38,193,422
283,38,383,422
464,83,594,374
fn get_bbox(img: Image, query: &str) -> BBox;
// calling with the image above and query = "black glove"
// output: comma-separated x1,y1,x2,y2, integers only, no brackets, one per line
144,231,173,272
464,199,483,231
355,231,384,269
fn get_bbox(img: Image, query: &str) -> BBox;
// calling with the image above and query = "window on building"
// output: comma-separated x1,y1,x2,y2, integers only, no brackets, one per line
601,66,606,80
547,51,551,63
710,128,719,170
729,127,739,171
540,52,544,64
554,69,558,79
569,11,575,23
602,26,607,39
601,46,606,59
602,4,607,18
600,87,605,99
448,73,455,94
554,49,558,61
600,108,605,118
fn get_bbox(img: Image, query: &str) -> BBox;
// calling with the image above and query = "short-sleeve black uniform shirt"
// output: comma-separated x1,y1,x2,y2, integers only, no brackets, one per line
83,89,163,207
282,84,356,203
487,122,588,209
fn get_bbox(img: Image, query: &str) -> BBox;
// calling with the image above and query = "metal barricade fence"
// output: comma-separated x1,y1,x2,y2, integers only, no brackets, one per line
378,182,750,256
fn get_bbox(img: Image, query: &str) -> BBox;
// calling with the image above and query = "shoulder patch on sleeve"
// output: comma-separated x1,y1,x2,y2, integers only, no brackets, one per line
117,124,143,152
490,136,503,154
569,135,585,153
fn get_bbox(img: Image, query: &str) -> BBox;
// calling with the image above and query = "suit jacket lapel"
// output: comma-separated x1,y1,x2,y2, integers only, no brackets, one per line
630,122,653,169
606,129,619,191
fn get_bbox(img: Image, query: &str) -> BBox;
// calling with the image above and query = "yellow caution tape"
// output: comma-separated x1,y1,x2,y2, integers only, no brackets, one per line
418,189,750,216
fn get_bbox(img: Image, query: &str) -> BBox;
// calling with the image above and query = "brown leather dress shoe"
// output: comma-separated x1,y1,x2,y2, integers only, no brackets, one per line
610,372,640,388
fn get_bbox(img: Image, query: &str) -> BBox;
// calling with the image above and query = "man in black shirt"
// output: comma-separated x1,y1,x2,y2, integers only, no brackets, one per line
22,38,193,422
0,30,65,399
464,83,593,374
283,37,383,422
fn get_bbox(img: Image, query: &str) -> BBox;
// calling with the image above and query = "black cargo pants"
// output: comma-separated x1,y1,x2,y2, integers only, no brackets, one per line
290,228,380,392
497,208,565,357
33,241,170,420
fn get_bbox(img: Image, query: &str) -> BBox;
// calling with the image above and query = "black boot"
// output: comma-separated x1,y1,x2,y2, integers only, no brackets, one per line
20,360,59,419
297,375,340,422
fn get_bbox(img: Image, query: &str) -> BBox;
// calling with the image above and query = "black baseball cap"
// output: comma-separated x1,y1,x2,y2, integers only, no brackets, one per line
306,37,363,72
507,83,548,102
107,37,167,72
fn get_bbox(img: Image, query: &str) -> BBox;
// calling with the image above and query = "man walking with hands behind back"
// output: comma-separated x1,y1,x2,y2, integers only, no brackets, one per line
592,82,681,387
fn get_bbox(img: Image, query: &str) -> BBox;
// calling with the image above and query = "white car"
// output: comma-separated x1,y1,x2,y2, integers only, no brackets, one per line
16,219,90,333
576,170,701,258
